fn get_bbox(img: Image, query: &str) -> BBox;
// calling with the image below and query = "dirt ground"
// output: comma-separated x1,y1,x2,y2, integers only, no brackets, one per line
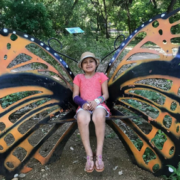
0,125,164,180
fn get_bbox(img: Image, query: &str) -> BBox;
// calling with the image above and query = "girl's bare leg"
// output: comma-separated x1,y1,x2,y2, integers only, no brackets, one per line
77,110,94,171
92,108,106,155
92,108,106,171
77,110,92,155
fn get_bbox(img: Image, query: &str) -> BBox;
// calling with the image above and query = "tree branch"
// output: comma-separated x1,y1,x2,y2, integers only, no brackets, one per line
150,0,157,9
72,0,79,10
167,0,176,13
65,0,79,26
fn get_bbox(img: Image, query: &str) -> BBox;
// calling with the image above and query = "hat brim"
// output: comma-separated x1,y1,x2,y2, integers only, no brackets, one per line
78,56,100,69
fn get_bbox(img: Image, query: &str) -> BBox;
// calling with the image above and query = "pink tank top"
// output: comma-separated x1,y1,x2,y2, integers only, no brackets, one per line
73,72,110,114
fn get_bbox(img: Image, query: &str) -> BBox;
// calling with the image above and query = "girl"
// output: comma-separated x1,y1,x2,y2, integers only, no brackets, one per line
73,52,111,173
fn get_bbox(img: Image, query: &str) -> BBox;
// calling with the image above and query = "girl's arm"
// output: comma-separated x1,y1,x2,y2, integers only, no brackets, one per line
100,80,109,101
73,84,89,110
73,84,80,98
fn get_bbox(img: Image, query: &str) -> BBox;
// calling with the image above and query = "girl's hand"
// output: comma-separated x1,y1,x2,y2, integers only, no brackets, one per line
89,100,98,110
82,103,90,110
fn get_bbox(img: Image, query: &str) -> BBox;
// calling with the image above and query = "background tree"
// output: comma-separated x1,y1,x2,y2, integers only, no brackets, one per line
0,0,54,39
0,0,179,40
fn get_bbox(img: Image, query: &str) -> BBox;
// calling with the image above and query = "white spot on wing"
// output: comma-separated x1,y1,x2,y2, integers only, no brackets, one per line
168,167,174,172
3,29,8,33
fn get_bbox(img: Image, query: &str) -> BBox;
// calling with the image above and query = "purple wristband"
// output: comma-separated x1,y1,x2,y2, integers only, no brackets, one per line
73,96,87,108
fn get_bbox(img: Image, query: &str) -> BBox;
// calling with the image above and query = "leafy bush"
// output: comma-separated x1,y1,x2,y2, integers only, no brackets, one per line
0,0,55,39
0,91,39,108
151,130,167,150
48,34,115,75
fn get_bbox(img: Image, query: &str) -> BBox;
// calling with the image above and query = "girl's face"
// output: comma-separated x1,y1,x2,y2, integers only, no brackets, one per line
81,57,97,73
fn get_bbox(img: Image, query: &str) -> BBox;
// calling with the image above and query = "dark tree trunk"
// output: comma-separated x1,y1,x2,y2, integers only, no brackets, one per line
102,0,110,38
167,0,176,13
96,13,99,41
90,0,100,40
91,0,110,38
151,0,157,9
65,0,79,26
125,0,132,35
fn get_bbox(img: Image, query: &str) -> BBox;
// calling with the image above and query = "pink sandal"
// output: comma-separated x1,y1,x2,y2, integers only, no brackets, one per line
85,155,94,173
95,155,104,172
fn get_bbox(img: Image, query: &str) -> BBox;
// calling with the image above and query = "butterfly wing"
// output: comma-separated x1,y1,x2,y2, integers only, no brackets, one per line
1,7,180,179
0,29,77,179
106,7,180,176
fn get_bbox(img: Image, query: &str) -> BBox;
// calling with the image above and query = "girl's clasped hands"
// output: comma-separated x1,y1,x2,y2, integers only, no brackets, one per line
83,100,99,111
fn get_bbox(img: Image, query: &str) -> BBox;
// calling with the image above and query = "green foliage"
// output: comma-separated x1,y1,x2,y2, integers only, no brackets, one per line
0,91,51,110
131,138,156,164
131,89,165,105
1,0,180,40
151,130,167,150
131,138,143,150
105,132,116,138
122,98,159,119
163,115,172,128
35,99,50,106
0,0,55,39
171,102,177,111
163,162,180,180
0,91,39,108
46,0,87,34
143,147,156,164
49,34,115,75
131,117,143,125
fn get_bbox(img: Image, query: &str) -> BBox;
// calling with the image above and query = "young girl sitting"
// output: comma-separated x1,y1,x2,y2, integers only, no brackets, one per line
73,52,111,173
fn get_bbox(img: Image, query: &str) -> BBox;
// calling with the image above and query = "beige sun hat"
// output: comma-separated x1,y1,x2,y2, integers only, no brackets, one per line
78,51,100,69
